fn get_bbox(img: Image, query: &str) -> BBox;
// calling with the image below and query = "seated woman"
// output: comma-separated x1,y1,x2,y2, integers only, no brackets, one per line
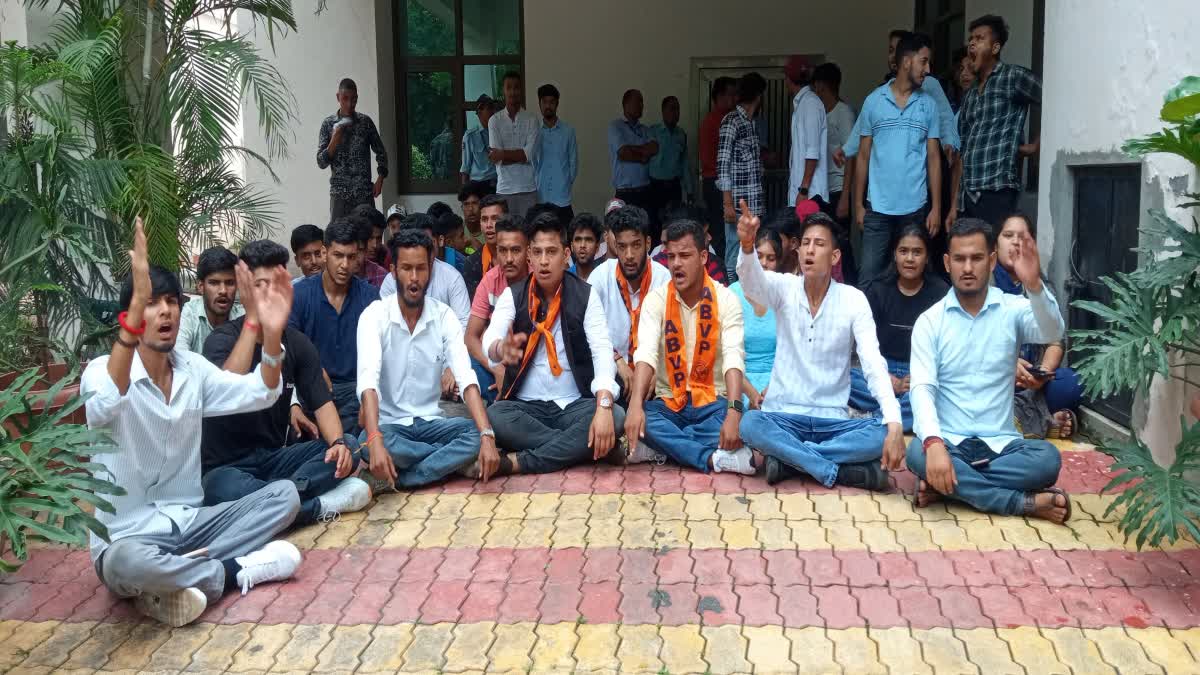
848,225,949,431
730,228,781,408
995,213,1083,439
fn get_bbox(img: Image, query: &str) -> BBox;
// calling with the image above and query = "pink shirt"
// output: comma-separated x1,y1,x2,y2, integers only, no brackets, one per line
470,265,510,320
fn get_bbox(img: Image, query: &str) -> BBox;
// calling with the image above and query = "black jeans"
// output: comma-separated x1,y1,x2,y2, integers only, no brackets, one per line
330,194,371,220
201,436,359,526
332,380,362,436
963,188,1020,229
487,398,626,474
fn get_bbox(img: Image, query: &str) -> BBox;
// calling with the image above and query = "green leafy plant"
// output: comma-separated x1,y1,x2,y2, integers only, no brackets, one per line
0,369,125,573
1072,75,1200,549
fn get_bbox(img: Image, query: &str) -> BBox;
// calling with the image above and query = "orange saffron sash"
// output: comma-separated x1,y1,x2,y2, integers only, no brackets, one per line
662,275,720,412
482,244,494,274
616,263,653,362
518,282,564,377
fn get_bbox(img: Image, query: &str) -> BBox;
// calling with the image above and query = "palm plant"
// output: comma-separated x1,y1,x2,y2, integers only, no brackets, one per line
0,368,125,572
1071,75,1200,549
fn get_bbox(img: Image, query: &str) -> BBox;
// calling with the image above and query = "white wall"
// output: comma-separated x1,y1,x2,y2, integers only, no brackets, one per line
1037,0,1200,458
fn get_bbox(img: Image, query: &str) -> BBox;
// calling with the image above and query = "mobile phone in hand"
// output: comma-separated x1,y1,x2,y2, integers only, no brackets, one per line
1027,366,1052,380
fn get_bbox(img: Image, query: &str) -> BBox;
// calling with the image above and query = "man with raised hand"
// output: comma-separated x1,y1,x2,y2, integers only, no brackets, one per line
83,219,302,627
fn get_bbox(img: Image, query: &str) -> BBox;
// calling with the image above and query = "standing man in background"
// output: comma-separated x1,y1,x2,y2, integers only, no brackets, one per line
317,78,388,220
784,55,828,208
717,72,767,281
648,95,691,217
460,95,498,193
536,84,579,226
488,72,540,219
699,77,738,282
813,62,859,286
608,89,660,239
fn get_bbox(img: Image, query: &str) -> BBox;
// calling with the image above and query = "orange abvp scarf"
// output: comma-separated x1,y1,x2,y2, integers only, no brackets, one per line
517,281,564,377
481,244,494,274
662,275,720,412
616,264,653,363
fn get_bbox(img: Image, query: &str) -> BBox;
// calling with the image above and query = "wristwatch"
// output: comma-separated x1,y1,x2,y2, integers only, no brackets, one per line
328,438,346,450
598,395,613,410
480,428,496,438
799,186,809,197
260,345,286,369
728,399,745,414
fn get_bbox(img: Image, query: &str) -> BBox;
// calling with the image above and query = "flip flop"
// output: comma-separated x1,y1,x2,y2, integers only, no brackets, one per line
1046,410,1077,439
1023,487,1072,523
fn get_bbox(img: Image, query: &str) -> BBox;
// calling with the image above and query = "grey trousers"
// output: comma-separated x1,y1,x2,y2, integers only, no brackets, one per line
501,191,538,220
330,194,371,220
95,480,300,604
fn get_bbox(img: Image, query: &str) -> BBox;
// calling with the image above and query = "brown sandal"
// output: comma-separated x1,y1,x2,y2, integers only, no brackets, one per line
1023,487,1072,523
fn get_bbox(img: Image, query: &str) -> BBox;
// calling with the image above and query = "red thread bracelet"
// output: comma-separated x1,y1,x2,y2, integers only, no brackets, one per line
922,436,943,453
117,311,146,335
244,319,260,333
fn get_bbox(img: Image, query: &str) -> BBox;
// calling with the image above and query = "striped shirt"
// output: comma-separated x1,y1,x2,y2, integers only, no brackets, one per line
81,350,282,559
735,248,900,424
716,106,764,218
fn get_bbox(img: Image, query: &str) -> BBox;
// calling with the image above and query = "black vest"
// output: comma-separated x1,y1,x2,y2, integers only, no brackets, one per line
501,273,596,401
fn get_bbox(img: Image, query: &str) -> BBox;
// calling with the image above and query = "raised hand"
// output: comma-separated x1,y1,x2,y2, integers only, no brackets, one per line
499,328,528,367
233,261,259,322
254,266,295,337
736,199,760,251
128,217,151,311
1010,230,1044,292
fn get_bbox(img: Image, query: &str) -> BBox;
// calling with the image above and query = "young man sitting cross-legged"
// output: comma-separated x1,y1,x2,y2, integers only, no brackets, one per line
483,212,625,475
359,230,500,486
906,218,1070,523
82,219,302,627
735,203,906,490
624,218,753,474
201,240,372,529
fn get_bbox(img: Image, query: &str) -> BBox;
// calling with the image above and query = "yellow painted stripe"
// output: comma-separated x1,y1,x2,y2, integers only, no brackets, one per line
4,619,1196,674
280,491,1192,553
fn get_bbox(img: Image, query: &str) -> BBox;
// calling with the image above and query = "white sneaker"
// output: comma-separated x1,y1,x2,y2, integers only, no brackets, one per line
234,540,302,595
317,477,373,522
135,587,207,626
711,447,756,475
625,439,666,465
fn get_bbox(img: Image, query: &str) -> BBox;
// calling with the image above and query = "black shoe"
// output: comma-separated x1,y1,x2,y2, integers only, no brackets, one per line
835,461,889,491
765,457,799,486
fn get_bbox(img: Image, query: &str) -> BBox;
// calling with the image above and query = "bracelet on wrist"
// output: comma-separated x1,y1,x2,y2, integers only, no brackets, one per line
922,436,943,453
244,319,260,333
117,311,146,336
366,431,383,446
116,334,139,349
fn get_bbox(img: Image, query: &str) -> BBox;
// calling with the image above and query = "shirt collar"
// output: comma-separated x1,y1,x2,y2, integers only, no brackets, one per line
945,285,1004,314
129,347,185,387
793,86,814,105
384,295,435,333
882,80,925,105
795,275,838,312
736,105,753,121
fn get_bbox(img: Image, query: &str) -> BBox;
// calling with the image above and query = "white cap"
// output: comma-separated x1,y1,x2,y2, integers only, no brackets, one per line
386,204,407,220
604,198,625,215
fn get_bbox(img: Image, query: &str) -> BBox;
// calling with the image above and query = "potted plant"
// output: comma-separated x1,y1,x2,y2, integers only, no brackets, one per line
0,368,124,572
1071,76,1200,550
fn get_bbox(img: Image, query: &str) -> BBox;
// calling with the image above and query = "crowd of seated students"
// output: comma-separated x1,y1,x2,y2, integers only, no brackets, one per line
84,184,1077,628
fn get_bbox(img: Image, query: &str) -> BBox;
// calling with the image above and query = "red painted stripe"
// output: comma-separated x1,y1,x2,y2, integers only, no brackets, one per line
431,450,1119,496
7,546,1198,630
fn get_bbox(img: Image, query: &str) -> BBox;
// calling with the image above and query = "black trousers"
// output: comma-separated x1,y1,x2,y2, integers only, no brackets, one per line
963,188,1020,229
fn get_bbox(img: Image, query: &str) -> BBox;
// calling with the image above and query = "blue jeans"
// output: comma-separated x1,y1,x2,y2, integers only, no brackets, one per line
643,397,728,472
332,380,362,436
740,411,887,487
860,207,925,285
848,358,913,431
471,357,497,405
905,436,1061,516
202,434,359,526
368,417,480,488
1043,367,1084,413
724,220,740,282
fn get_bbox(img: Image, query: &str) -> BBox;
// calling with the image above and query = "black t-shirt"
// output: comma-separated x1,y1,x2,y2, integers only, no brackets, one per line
864,275,950,363
200,318,333,470
462,250,485,301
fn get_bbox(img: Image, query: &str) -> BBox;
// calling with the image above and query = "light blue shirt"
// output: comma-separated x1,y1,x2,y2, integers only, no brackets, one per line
459,127,496,182
536,119,578,207
607,117,652,189
647,123,690,191
910,285,1065,453
842,75,959,157
856,81,940,215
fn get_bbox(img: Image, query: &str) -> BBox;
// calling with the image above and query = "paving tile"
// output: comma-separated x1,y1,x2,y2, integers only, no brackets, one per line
619,548,658,584
1043,626,1118,674
839,550,885,587
1130,627,1198,672
654,548,695,585
851,586,903,628
952,627,1022,674
188,623,253,671
736,584,783,626
442,621,495,673
618,581,660,625
1013,584,1074,628
418,580,468,623
379,580,430,624
510,548,550,583
102,622,173,672
531,622,578,672
997,625,1069,674
694,583,741,625
539,583,583,623
701,624,752,674
615,624,663,674
659,624,708,674
931,586,991,629
399,623,453,672
578,581,620,624
801,551,846,586
776,585,822,628
498,581,544,623
314,624,374,672
813,585,861,630
914,627,976,674
61,620,136,671
17,619,95,670
572,623,620,672
357,624,414,673
870,626,930,674
785,626,840,674
826,626,886,674
893,586,949,630
230,623,293,672
1083,627,1164,674
877,552,924,588
269,623,331,672
686,519,726,549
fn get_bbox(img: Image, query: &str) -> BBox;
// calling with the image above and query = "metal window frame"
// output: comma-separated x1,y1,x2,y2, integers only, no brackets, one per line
395,0,525,194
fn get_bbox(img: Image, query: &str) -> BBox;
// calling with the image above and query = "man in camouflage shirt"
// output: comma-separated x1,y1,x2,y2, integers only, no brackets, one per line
317,78,389,220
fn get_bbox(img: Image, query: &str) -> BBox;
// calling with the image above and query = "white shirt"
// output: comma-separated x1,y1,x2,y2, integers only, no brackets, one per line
825,100,856,194
483,284,619,408
356,297,478,427
736,248,900,423
788,86,829,205
81,350,281,559
379,258,471,329
488,107,540,194
588,258,671,360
